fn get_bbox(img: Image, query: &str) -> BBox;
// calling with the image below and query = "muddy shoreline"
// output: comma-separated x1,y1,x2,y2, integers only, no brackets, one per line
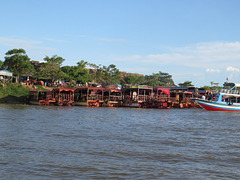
0,95,28,104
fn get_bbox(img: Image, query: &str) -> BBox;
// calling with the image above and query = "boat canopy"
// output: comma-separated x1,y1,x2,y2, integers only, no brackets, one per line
157,88,170,95
53,89,74,92
235,83,240,87
184,91,193,94
222,94,240,99
110,89,121,93
223,82,240,89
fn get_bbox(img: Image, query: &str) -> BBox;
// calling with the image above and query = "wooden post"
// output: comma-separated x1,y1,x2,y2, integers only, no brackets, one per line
87,88,89,101
102,88,103,101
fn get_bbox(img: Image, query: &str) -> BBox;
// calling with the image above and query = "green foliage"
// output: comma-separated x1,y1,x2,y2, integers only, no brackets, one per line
0,83,30,97
203,85,221,91
61,60,91,84
122,71,174,86
209,81,219,88
43,55,65,66
77,60,88,68
124,74,145,85
178,81,194,87
1,48,178,88
5,48,26,55
2,48,35,77
95,64,122,85
144,71,174,86
35,55,66,82
35,85,46,90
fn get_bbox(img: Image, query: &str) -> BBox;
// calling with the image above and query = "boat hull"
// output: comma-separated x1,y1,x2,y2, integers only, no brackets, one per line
28,100,40,105
192,98,240,111
74,101,88,106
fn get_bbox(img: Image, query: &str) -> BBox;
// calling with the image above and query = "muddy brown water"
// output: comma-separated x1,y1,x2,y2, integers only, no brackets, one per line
0,104,239,179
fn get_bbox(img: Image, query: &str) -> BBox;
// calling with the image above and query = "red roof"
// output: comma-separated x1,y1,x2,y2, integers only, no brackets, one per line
53,89,74,92
157,88,170,95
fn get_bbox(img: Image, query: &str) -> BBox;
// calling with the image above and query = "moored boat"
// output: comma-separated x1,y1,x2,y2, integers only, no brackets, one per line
52,89,75,106
108,89,122,107
74,87,108,107
192,82,240,111
121,85,153,108
28,90,54,105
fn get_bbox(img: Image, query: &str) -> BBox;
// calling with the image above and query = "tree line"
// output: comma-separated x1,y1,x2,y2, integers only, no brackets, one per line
0,48,178,87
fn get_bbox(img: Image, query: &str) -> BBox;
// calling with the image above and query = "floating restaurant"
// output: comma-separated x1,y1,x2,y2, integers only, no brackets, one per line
28,85,206,109
74,87,122,107
29,89,74,106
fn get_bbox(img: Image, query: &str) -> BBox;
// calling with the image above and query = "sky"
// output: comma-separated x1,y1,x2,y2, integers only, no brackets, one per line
1,0,240,87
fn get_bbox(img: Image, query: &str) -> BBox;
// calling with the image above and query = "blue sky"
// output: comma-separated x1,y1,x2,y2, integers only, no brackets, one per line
1,0,240,87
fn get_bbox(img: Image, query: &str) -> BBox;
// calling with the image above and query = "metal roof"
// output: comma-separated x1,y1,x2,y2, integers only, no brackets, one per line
0,70,13,76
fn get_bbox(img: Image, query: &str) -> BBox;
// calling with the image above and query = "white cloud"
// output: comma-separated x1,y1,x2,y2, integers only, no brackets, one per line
0,37,41,47
111,41,240,86
44,38,70,43
115,41,240,70
0,37,55,51
0,37,57,61
206,68,221,73
120,66,153,74
226,66,240,72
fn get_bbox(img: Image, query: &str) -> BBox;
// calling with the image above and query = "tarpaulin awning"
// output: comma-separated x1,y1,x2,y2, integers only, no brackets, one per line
53,89,74,92
184,91,193,94
157,88,170,95
110,89,121,93
0,70,13,77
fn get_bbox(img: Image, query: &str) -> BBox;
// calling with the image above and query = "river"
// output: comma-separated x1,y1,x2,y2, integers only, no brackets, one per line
0,104,239,179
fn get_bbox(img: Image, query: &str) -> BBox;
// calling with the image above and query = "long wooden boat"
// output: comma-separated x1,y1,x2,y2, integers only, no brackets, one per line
28,90,54,105
191,98,240,111
74,87,108,107
192,82,240,111
74,87,88,106
139,88,171,108
52,89,74,106
108,89,122,107
122,85,153,108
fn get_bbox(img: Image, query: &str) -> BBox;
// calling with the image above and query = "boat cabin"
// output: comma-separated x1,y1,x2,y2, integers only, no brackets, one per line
52,89,74,106
153,88,170,102
169,87,195,108
28,90,54,105
220,82,240,94
108,89,122,107
121,85,153,107
74,87,109,107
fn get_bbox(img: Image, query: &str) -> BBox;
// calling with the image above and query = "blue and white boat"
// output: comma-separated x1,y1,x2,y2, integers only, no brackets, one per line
192,82,240,111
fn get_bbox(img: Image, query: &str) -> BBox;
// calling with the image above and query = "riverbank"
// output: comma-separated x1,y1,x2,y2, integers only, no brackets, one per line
1,83,199,109
0,83,32,104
